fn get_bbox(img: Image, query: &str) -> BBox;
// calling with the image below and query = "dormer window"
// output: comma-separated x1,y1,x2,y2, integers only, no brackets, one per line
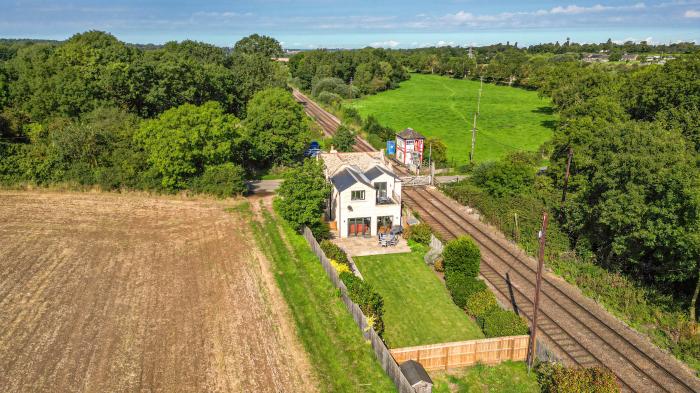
351,190,365,201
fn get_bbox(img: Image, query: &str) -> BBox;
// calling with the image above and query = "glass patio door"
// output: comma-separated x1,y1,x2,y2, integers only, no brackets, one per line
348,217,371,237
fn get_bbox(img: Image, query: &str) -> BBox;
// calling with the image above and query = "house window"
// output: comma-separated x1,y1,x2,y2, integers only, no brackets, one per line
374,182,387,199
351,190,365,201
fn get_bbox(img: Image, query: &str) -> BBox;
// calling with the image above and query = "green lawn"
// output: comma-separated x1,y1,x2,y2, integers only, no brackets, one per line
250,208,396,393
354,250,483,348
346,73,556,165
432,361,540,393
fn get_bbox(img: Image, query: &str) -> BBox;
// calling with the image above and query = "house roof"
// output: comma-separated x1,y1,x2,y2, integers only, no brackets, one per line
397,128,425,140
365,165,399,181
331,167,373,192
399,360,433,386
320,151,385,177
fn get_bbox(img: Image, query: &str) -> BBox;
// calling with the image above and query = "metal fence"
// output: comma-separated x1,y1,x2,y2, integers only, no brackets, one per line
302,227,416,393
390,336,530,371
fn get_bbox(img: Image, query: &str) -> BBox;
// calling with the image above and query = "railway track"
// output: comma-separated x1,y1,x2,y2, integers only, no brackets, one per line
294,89,700,393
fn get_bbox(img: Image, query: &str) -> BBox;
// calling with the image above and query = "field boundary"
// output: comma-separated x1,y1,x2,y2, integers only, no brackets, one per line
302,227,416,393
390,336,529,371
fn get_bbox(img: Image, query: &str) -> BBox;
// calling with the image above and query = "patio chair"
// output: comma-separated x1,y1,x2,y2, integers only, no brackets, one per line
389,235,398,246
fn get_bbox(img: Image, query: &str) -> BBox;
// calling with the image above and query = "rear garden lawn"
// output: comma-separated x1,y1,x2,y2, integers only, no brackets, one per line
353,248,484,348
431,361,540,393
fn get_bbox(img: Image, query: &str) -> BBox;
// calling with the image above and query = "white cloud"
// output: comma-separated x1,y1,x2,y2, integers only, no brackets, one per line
369,40,400,48
684,9,700,17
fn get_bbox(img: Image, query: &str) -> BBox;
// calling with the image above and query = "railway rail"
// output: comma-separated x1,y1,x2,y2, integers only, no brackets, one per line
293,88,700,393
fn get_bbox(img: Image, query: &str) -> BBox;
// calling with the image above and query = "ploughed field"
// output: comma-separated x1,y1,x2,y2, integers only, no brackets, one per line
0,192,314,393
346,73,556,165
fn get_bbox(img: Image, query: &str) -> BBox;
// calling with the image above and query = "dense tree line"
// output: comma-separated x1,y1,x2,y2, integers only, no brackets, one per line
0,31,309,195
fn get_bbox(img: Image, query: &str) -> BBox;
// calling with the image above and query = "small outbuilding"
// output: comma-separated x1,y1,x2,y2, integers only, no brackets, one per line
396,128,425,168
400,360,433,393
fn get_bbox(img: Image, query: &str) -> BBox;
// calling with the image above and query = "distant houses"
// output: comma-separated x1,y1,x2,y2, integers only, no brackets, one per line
621,53,638,62
582,53,610,63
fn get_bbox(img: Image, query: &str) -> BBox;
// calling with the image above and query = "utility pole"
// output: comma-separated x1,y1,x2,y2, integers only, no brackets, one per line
561,148,573,203
528,212,548,373
469,76,484,163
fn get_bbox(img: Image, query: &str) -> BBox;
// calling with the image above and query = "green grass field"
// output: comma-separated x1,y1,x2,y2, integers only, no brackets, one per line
346,74,556,165
432,361,540,393
250,208,396,393
354,250,484,348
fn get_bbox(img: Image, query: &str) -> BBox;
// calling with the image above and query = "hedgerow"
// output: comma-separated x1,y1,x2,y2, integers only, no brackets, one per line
536,362,620,393
466,289,499,318
445,272,487,309
478,309,529,338
340,271,385,336
320,240,349,266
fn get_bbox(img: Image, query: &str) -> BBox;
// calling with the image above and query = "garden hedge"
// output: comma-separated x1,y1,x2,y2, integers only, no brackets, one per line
407,223,432,245
339,271,385,336
445,272,487,309
442,236,481,277
320,240,349,266
478,309,529,338
466,289,499,318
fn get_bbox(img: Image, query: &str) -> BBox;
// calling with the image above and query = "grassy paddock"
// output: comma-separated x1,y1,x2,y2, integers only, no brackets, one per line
354,250,483,348
346,73,556,165
431,361,540,393
250,208,396,393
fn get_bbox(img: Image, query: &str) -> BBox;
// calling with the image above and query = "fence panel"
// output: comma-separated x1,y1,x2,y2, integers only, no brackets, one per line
302,228,415,393
390,336,530,371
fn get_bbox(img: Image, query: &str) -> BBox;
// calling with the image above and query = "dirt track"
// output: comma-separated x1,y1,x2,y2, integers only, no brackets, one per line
0,191,316,393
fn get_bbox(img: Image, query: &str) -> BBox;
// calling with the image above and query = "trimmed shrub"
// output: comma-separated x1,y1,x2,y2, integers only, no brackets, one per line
537,362,620,393
466,289,499,318
340,271,385,336
320,240,349,265
193,163,247,197
478,309,529,338
442,236,481,278
445,272,487,309
407,222,432,245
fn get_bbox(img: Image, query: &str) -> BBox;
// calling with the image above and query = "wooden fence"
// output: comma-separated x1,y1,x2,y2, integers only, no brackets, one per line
302,227,416,393
390,335,530,371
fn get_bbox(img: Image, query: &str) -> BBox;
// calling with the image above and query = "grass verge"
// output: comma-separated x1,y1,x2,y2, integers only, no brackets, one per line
346,73,556,165
250,207,396,392
431,361,540,393
354,249,484,348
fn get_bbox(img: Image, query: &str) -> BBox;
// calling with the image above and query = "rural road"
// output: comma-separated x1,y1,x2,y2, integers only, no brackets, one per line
247,179,282,195
294,89,700,393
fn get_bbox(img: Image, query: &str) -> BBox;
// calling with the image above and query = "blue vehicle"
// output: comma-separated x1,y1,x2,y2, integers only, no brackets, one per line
305,140,322,157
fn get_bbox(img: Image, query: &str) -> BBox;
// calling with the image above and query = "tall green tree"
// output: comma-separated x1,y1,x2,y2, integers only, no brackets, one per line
135,101,241,189
330,124,356,152
233,34,283,58
274,158,331,231
243,88,311,166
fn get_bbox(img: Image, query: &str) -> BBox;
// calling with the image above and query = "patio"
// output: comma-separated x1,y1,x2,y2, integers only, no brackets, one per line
331,234,411,257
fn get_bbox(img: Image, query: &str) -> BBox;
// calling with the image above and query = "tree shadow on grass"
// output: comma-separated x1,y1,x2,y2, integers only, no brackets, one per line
532,106,555,115
541,119,558,130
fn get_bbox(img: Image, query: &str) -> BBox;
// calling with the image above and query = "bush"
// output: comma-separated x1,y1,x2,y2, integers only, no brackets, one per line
342,106,362,125
320,240,349,265
330,259,351,274
407,222,432,245
466,289,499,318
312,77,352,98
309,219,331,240
340,271,385,336
317,91,342,106
193,163,247,197
330,125,356,152
537,362,620,393
445,273,487,309
478,309,529,338
442,236,481,278
472,160,533,198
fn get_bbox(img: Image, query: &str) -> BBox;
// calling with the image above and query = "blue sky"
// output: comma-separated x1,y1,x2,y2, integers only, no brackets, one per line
1,1,699,48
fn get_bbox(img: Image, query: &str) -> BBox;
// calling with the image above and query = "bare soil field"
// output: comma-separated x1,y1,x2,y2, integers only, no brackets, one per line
0,191,316,393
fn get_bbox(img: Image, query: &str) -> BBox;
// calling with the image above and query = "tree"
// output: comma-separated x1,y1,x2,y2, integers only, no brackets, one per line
243,88,311,166
233,34,283,58
331,124,356,152
135,101,241,189
274,158,331,231
423,137,447,168
229,52,288,112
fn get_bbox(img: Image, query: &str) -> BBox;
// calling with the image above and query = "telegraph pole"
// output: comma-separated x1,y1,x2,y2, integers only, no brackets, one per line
561,148,573,203
528,212,548,373
469,76,484,164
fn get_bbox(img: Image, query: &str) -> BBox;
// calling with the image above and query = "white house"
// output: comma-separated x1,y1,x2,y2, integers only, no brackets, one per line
320,151,402,238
